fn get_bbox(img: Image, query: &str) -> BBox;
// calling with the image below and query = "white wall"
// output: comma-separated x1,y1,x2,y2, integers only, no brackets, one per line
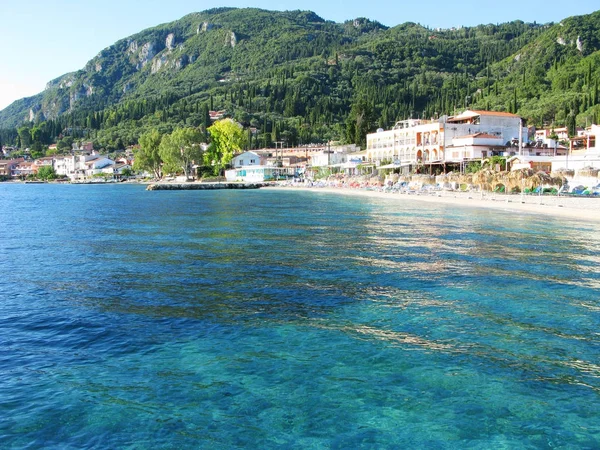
232,151,264,168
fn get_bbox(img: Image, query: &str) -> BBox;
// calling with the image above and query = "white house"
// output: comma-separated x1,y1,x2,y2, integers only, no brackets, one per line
84,156,115,178
310,150,348,167
225,166,280,182
114,163,132,176
226,150,300,181
231,151,267,168
445,133,506,162
53,153,115,181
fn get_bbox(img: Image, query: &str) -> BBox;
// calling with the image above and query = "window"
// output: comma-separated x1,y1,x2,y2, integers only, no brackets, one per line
239,160,244,166
250,159,255,164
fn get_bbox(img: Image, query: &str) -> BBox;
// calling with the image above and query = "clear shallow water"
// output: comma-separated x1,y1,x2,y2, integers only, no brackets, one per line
1,184,599,449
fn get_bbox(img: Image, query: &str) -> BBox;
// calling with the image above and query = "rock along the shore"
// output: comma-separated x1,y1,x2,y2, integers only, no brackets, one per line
146,182,267,191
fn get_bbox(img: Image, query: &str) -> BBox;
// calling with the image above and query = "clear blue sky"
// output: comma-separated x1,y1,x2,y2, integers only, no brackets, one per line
0,0,598,111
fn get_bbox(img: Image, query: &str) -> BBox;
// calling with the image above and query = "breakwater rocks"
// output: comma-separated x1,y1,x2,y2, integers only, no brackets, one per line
146,182,267,191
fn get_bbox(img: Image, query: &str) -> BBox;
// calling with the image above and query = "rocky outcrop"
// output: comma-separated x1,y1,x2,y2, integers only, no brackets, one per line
226,31,237,48
69,91,81,109
165,33,176,50
147,182,266,190
28,106,45,123
68,83,94,109
128,41,157,69
137,42,156,69
197,22,220,34
128,40,138,54
151,54,168,74
557,35,585,52
174,56,188,70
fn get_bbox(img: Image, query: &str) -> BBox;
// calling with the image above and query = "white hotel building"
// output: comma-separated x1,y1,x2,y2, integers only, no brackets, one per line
366,110,527,172
54,153,115,181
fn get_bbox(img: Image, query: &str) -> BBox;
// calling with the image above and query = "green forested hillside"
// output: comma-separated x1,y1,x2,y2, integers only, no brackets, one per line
1,8,599,153
469,10,600,129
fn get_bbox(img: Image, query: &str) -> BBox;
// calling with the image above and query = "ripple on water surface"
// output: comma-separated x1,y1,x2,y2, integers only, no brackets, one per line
0,184,599,448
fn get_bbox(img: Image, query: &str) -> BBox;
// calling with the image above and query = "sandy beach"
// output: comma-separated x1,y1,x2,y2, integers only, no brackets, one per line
269,185,600,222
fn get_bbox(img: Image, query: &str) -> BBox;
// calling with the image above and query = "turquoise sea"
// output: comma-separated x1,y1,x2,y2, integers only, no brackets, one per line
1,183,599,448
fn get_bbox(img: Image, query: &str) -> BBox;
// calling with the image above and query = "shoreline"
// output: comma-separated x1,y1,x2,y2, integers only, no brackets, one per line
4,179,599,222
268,185,600,222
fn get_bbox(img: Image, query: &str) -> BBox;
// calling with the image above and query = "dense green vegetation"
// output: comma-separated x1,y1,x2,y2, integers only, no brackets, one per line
1,8,599,155
134,119,244,178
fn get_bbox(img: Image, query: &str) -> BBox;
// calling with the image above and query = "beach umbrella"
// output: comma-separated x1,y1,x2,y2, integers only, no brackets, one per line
552,168,575,178
578,166,599,178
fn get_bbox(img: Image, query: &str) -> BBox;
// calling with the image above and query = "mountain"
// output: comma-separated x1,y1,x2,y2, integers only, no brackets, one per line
470,10,600,125
1,8,599,151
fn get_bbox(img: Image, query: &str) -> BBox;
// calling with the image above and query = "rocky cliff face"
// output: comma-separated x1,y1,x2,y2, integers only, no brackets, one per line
197,22,221,34
2,9,334,127
166,33,176,50
226,31,237,48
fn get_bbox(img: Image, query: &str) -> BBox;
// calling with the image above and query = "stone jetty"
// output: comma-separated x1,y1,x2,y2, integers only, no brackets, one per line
146,182,267,191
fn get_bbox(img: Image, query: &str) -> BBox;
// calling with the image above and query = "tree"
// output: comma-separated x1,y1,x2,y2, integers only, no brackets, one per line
17,126,32,149
205,119,247,175
37,165,57,181
567,112,577,137
30,126,43,152
57,136,74,153
159,127,204,179
135,129,163,179
345,98,374,148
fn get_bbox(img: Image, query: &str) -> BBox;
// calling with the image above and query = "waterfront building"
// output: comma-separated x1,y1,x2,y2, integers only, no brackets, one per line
114,163,133,178
231,151,267,168
83,156,115,178
53,153,115,181
366,110,526,173
0,158,25,177
551,124,600,173
34,157,55,169
225,144,362,181
224,166,293,182
310,149,348,168
13,161,36,178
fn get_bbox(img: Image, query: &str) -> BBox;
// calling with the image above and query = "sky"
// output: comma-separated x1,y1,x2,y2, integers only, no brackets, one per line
0,0,598,111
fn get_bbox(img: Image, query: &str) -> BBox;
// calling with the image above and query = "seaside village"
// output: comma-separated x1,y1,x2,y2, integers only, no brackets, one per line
2,109,600,194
